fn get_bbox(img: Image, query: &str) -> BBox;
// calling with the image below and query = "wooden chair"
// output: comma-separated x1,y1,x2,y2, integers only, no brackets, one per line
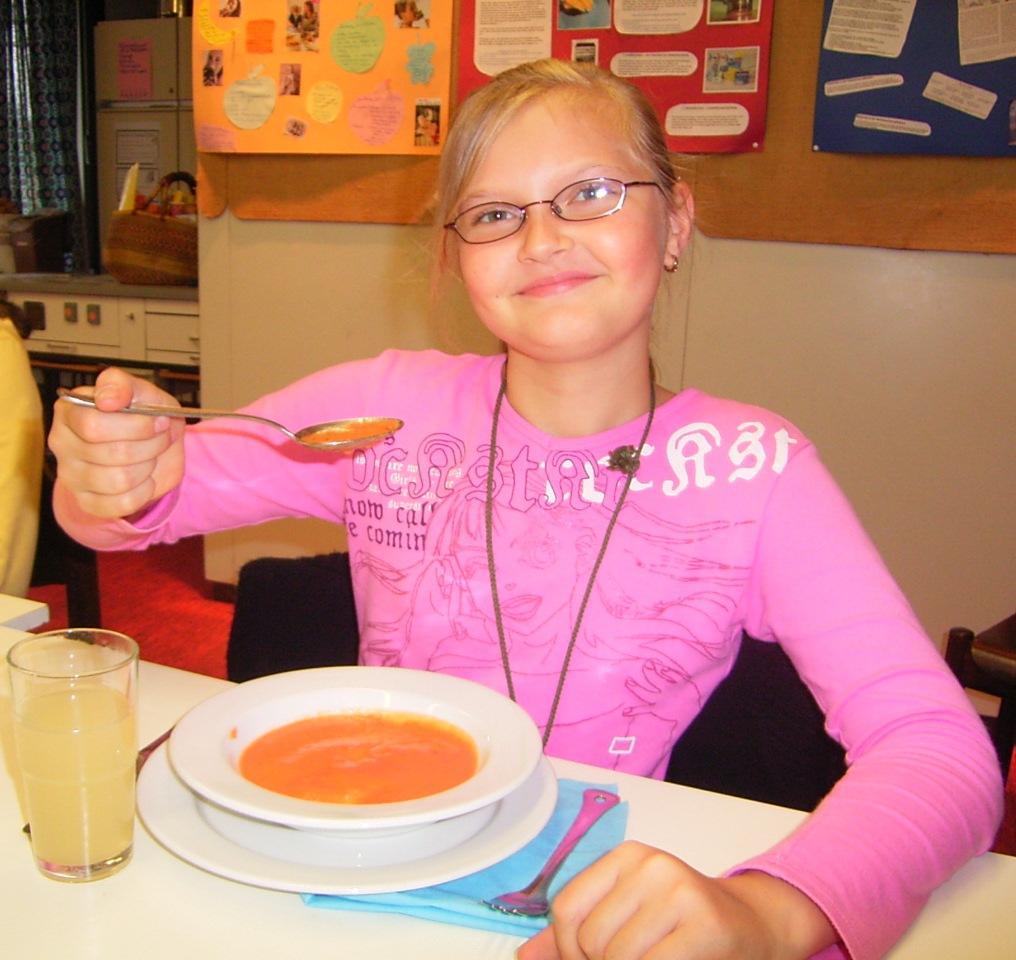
226,553,846,811
945,616,1016,776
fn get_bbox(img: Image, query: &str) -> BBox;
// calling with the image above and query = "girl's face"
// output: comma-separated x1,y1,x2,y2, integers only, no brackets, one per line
452,96,690,370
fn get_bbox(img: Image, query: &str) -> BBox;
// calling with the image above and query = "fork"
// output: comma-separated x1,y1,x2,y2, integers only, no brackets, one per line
484,787,621,916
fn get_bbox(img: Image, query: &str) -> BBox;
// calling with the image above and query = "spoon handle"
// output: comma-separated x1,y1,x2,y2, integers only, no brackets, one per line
58,392,297,439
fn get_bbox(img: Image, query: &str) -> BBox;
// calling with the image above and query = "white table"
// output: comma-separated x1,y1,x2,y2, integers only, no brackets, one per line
1,628,1013,960
0,594,49,631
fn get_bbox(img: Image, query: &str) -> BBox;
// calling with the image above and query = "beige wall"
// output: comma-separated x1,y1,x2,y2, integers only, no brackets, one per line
200,211,1014,646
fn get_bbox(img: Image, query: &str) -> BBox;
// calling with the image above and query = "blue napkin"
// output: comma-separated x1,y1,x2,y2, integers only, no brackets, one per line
302,779,627,937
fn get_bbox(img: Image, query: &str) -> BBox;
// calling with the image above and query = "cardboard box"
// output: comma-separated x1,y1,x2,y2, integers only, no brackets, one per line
11,211,68,273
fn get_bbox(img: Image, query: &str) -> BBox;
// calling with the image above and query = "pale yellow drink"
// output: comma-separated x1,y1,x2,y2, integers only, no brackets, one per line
15,685,136,876
7,628,138,882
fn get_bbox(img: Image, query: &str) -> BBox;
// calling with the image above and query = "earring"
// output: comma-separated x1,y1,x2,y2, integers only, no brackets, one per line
664,255,680,273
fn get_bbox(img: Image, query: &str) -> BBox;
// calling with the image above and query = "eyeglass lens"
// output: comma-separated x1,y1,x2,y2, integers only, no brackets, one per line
449,178,641,244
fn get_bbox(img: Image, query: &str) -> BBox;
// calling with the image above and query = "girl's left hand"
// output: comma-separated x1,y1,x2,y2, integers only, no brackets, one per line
515,841,835,960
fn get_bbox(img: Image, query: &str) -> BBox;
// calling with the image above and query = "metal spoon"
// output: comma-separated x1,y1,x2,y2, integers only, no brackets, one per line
484,788,621,916
58,392,403,451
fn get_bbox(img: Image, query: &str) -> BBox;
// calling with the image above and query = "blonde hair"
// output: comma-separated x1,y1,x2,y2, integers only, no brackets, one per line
433,59,679,274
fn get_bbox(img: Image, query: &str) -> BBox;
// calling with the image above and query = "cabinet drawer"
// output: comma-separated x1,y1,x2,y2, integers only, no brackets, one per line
146,311,199,354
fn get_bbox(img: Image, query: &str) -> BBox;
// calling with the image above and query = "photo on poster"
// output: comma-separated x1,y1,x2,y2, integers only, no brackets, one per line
707,0,761,25
220,0,242,15
414,100,441,146
703,46,760,93
203,49,224,86
286,0,321,51
558,0,611,32
571,38,599,65
395,0,431,28
279,62,302,95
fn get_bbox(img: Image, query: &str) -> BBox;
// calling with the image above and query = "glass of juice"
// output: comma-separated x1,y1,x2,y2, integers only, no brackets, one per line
7,629,139,882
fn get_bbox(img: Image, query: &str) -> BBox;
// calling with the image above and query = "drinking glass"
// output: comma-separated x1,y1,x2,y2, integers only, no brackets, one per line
7,629,139,882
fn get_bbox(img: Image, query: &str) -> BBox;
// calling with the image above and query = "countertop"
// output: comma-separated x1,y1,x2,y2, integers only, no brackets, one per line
0,272,198,301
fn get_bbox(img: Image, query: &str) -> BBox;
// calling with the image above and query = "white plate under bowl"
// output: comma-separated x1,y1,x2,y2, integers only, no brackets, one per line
199,792,498,868
168,666,543,833
138,745,559,894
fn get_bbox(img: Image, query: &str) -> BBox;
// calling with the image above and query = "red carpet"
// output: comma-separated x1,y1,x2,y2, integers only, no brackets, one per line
27,537,232,679
25,538,1015,856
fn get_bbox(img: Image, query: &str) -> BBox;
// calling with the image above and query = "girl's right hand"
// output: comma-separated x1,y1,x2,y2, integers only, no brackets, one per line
48,367,186,520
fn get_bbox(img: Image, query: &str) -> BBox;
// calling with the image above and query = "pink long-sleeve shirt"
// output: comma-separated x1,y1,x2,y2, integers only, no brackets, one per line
56,350,1003,958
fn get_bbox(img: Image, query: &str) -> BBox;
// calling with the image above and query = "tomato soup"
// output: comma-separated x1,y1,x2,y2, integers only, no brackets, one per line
238,711,478,804
302,419,399,446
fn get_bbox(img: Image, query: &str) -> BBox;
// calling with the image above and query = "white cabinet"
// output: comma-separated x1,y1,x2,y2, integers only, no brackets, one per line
18,293,144,361
11,290,198,368
145,299,201,366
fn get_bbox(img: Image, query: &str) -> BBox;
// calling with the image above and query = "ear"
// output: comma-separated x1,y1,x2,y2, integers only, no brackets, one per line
664,179,695,263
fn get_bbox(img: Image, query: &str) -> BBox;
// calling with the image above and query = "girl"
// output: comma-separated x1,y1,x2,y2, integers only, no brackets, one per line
50,60,1001,960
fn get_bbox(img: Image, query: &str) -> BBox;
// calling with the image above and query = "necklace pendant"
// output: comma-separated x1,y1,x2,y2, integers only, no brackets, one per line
607,445,640,476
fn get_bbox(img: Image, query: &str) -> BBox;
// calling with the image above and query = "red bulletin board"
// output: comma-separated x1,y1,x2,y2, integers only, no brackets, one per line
456,0,774,153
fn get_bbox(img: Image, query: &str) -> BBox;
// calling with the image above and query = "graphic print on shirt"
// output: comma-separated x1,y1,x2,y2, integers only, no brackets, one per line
344,418,795,774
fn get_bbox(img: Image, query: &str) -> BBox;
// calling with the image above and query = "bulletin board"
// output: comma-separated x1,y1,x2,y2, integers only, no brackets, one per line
193,0,453,155
457,0,774,154
198,2,1016,254
813,0,1015,157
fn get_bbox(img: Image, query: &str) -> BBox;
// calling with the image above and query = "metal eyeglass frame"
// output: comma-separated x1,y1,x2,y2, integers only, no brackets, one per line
444,178,661,244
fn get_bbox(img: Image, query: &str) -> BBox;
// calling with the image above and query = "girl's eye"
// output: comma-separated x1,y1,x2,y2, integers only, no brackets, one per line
472,205,521,226
572,181,613,204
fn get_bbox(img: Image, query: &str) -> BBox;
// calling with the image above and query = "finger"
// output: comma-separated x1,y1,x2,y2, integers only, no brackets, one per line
546,844,650,960
57,455,160,499
570,868,679,960
63,472,160,521
553,844,705,960
516,926,561,960
90,367,153,411
75,421,177,462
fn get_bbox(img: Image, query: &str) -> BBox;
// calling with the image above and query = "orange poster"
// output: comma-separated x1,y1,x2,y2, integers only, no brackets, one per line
193,0,451,155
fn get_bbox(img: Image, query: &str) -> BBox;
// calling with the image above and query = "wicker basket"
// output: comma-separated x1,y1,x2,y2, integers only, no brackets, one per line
103,172,197,286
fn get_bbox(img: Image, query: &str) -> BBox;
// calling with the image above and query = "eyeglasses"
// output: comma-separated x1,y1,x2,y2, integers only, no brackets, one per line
444,177,661,244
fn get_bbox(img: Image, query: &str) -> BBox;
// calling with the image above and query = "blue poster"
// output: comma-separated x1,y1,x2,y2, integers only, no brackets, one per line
813,0,1015,157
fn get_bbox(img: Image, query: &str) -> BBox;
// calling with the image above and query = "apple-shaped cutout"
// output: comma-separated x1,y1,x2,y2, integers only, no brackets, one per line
331,3,386,74
348,81,404,146
223,66,277,130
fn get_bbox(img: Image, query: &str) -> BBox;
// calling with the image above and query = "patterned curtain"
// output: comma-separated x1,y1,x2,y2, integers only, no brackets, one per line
0,0,84,271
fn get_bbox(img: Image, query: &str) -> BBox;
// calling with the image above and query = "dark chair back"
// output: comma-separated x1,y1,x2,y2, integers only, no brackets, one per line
226,552,360,683
226,552,847,810
664,635,846,811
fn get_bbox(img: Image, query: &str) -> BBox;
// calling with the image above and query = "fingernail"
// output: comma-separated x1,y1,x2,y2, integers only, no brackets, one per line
153,416,170,433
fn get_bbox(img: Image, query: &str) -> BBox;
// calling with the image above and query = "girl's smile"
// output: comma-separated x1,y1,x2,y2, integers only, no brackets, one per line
516,269,599,298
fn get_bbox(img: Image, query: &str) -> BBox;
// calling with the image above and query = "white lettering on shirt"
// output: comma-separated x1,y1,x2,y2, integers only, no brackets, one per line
662,422,722,496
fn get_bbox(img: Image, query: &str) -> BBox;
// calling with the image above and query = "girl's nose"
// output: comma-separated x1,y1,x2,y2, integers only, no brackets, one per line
517,204,572,261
